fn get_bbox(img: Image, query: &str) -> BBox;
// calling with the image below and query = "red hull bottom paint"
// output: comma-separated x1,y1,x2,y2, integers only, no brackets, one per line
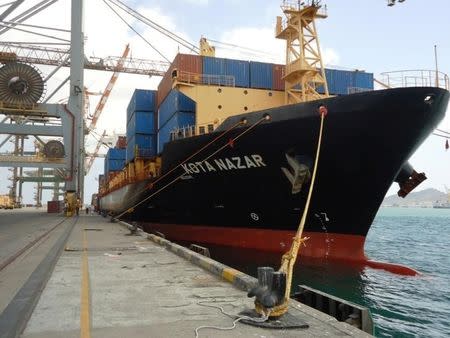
141,223,365,259
141,223,420,276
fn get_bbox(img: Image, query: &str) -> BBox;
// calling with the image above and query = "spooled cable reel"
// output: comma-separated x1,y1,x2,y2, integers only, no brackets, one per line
0,62,46,104
43,140,65,159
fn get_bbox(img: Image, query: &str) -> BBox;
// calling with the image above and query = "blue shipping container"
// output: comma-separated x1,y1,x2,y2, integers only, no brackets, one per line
202,57,250,87
107,159,126,172
355,71,374,90
126,134,156,163
202,56,226,76
158,90,195,128
157,111,195,153
104,158,125,174
317,68,374,95
225,59,250,88
127,89,156,122
250,61,273,89
126,111,155,137
106,148,126,160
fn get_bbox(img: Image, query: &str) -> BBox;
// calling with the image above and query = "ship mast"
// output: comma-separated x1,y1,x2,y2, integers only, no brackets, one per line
275,0,329,104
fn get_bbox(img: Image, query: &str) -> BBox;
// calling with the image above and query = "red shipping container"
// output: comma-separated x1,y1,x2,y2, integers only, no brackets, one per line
157,53,202,108
116,136,127,149
272,64,285,91
47,200,60,213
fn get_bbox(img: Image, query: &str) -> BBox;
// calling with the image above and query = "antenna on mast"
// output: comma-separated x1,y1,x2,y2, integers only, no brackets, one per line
434,45,439,87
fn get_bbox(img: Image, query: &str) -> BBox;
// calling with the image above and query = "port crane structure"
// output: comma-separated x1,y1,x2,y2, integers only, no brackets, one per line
0,1,171,208
0,0,218,208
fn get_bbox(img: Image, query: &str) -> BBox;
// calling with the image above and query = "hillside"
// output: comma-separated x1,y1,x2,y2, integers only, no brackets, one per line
382,188,448,207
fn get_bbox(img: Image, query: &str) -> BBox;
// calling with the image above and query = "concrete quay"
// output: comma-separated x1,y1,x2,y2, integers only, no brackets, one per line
0,209,371,337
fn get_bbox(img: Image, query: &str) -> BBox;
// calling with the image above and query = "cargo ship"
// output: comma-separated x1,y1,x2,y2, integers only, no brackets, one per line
97,2,450,263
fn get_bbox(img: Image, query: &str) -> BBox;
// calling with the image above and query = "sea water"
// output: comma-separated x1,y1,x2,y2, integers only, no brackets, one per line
364,207,450,337
207,207,450,337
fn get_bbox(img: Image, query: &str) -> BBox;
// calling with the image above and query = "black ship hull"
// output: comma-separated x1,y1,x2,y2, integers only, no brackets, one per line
104,87,449,262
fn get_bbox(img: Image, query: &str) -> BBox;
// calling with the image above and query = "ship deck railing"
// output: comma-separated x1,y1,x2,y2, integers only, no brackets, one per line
380,70,449,90
169,121,224,142
175,70,235,87
347,87,373,94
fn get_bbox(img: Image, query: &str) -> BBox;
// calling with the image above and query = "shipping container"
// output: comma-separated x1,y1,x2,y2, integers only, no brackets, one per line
250,61,273,89
106,148,126,160
315,68,374,95
157,63,176,108
225,59,250,87
158,111,195,153
157,54,202,107
115,136,127,149
47,200,62,213
126,134,156,163
126,111,156,137
355,71,374,90
126,89,156,122
105,159,126,173
272,64,285,91
175,53,203,74
202,56,226,86
158,90,196,128
202,57,250,87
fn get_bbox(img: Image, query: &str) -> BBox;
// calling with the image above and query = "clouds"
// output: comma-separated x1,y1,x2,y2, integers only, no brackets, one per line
216,25,340,68
180,0,209,5
217,27,284,63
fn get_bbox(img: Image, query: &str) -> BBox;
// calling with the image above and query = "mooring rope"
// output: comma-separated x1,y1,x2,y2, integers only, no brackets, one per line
257,105,328,317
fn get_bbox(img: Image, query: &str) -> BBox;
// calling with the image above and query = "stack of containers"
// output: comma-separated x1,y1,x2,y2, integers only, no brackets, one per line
157,54,202,107
104,148,126,177
202,56,250,87
126,89,157,163
157,90,196,153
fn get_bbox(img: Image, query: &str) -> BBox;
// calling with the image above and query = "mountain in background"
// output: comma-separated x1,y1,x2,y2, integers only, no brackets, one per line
382,188,448,207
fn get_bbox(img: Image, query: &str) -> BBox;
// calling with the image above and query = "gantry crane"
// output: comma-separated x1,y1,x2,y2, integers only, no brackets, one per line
0,42,169,76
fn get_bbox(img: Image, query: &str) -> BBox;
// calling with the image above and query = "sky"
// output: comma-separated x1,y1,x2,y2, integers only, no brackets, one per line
0,0,449,204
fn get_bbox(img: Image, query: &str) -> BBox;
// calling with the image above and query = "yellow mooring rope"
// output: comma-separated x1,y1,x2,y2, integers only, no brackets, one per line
256,106,327,317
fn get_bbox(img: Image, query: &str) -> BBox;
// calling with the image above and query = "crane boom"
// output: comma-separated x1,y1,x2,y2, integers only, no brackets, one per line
0,42,169,76
85,130,107,174
87,44,129,131
84,45,129,174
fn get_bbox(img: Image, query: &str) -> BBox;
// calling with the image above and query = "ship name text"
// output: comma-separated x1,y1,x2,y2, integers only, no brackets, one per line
181,154,266,175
